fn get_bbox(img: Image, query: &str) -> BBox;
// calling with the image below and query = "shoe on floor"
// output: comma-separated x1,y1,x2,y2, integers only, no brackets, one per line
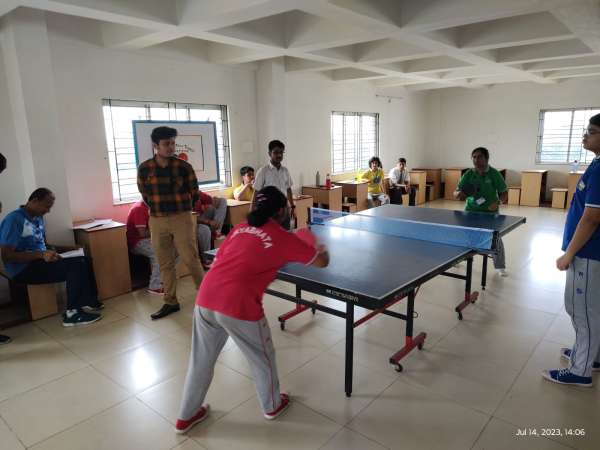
151,303,180,320
264,393,291,420
175,404,210,434
0,334,12,345
497,269,508,277
82,302,105,312
560,348,600,371
147,287,164,295
62,310,102,327
541,368,593,387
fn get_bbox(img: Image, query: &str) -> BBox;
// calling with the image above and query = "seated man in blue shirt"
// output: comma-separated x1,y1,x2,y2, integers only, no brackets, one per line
0,188,103,327
543,113,600,387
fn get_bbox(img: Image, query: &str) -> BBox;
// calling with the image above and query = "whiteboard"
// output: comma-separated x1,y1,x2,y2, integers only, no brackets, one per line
133,120,220,184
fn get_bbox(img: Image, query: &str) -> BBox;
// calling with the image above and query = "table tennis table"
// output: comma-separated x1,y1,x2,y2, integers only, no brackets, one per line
264,205,525,397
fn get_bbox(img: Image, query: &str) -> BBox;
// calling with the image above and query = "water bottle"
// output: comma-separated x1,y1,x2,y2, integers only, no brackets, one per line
571,160,580,173
325,173,332,189
316,171,321,187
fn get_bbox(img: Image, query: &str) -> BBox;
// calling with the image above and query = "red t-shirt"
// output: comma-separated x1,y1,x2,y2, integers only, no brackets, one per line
126,201,149,248
194,191,213,216
196,220,318,321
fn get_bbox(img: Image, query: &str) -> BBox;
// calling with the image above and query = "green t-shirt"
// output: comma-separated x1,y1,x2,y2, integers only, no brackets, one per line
456,166,507,213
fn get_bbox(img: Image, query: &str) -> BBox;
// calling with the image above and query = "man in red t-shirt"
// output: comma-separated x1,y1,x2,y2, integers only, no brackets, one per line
176,187,329,434
126,201,164,294
194,192,226,266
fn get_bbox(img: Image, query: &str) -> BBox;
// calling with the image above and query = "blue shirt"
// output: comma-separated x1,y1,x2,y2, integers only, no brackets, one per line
562,156,600,261
0,207,47,277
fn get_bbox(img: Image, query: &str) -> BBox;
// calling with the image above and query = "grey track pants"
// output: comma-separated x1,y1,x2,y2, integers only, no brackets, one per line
179,306,282,420
565,256,600,378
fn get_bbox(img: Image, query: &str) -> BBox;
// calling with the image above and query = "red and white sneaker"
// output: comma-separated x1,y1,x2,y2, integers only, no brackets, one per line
264,393,290,420
175,404,210,434
147,287,164,295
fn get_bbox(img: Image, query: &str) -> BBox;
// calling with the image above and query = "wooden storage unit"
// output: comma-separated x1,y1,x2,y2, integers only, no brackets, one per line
444,168,468,200
551,188,568,209
413,168,442,200
334,180,368,211
293,195,313,229
409,170,427,205
520,170,548,206
567,170,585,208
225,199,252,227
507,186,521,205
302,185,343,211
73,221,131,300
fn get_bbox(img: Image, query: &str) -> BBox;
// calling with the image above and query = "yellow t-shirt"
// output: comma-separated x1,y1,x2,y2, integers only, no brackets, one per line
362,168,384,195
233,183,255,201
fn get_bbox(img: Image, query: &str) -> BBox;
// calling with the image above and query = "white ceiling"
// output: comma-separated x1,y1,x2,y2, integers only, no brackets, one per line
4,0,600,91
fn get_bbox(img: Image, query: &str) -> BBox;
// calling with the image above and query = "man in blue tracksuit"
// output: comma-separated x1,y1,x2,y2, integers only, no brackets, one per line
543,113,600,387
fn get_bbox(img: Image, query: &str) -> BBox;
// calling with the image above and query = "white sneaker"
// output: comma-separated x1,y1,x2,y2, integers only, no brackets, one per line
498,269,508,277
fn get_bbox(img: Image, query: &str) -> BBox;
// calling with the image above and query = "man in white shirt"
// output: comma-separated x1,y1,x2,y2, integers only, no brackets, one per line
252,140,296,229
388,158,416,206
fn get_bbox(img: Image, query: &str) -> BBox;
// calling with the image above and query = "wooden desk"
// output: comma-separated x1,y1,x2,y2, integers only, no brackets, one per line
413,168,442,200
444,168,468,200
294,195,313,228
226,199,251,227
520,170,548,206
334,180,368,211
73,221,131,300
567,170,585,208
409,170,427,205
302,185,343,211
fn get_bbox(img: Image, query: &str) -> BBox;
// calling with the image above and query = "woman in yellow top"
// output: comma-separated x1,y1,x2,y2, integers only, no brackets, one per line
362,156,389,208
233,166,255,201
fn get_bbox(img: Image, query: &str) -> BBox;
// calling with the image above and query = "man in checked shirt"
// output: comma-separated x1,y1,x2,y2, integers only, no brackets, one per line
137,126,205,320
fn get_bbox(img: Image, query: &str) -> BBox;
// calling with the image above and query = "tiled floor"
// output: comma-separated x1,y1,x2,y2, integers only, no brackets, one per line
1,200,598,450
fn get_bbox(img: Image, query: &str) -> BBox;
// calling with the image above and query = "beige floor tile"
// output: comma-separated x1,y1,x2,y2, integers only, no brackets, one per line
137,362,255,424
217,332,322,378
347,379,489,450
398,346,522,414
190,396,342,450
0,366,130,447
93,337,190,393
282,352,396,425
0,323,57,362
472,418,572,450
543,312,575,346
495,340,600,449
0,417,25,450
60,318,159,362
34,308,127,341
171,438,208,450
329,336,402,376
0,341,87,402
320,427,388,450
29,398,184,450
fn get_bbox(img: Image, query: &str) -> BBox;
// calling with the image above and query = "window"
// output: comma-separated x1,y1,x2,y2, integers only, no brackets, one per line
537,107,600,164
102,99,231,203
331,111,379,174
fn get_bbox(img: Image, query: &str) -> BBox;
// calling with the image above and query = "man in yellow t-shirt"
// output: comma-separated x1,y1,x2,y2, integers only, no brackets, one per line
362,156,389,207
233,166,255,201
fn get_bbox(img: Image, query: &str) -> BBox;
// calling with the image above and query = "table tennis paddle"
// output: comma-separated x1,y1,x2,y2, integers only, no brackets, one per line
461,182,477,197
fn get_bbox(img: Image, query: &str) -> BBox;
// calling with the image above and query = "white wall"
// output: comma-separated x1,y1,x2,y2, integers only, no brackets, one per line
426,78,600,197
283,71,428,188
45,13,259,223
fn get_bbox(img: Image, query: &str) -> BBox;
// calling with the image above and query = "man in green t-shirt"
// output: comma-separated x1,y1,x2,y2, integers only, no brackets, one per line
454,147,509,275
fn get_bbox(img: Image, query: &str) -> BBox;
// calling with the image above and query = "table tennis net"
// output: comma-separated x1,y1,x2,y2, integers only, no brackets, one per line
309,208,494,251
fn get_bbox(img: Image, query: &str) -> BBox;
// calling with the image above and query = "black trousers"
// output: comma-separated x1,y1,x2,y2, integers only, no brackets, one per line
14,256,99,311
389,186,416,206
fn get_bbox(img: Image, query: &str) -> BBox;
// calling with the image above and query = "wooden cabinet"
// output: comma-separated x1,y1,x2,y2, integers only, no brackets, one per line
413,168,442,200
567,170,585,208
334,180,368,211
73,221,131,300
409,170,427,205
293,195,313,228
444,168,468,200
225,199,251,227
520,170,548,206
302,185,343,211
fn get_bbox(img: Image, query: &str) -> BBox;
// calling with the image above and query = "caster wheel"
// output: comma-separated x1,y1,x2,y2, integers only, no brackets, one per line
311,307,316,315
280,322,285,331
394,364,403,373
417,343,424,350
457,312,463,321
